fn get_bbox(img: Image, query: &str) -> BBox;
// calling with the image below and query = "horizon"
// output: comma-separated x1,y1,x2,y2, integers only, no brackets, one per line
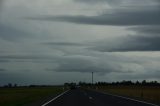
1,80,160,87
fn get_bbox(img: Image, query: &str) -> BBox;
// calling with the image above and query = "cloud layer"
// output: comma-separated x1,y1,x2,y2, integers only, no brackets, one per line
0,0,160,85
28,8,160,26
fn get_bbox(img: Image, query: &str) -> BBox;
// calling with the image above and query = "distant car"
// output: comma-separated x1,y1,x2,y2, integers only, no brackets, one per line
70,85,76,90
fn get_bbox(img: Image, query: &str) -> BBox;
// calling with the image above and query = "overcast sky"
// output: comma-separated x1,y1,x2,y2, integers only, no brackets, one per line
0,0,160,85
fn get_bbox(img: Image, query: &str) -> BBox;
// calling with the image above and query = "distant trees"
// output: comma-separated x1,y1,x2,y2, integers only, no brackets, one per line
2,83,18,88
76,80,160,86
64,82,76,87
1,80,159,88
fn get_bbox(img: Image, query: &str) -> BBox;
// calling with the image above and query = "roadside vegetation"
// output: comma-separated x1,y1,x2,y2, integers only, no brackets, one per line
79,80,160,105
0,86,64,106
96,85,160,105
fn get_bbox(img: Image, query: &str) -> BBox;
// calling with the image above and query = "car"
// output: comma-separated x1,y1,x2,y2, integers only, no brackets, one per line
70,85,77,90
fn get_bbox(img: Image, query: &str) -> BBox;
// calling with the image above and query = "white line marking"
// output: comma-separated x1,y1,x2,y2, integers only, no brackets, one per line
41,90,69,106
89,97,93,100
100,91,159,106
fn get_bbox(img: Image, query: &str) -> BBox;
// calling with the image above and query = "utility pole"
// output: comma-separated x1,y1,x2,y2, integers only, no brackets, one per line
92,72,93,85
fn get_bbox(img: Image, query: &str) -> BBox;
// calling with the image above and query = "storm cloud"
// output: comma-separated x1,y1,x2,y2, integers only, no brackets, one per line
43,42,84,47
90,35,160,52
75,0,160,7
128,26,160,34
48,56,116,73
0,24,32,41
0,60,9,63
28,8,160,26
0,55,51,60
45,54,141,74
0,68,7,72
89,25,160,52
75,0,121,4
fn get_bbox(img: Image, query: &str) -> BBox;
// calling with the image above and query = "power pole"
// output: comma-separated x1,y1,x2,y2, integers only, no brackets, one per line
92,72,93,85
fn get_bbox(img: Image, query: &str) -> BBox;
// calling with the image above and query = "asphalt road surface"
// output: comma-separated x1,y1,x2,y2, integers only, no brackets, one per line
42,88,158,106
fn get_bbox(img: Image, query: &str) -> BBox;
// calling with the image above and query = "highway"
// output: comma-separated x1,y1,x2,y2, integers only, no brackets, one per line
42,88,158,106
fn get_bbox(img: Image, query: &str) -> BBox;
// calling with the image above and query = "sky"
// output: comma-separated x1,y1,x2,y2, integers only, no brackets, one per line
0,0,160,85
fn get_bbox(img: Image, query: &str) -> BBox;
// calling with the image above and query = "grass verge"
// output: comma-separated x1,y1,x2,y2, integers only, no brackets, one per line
0,86,64,106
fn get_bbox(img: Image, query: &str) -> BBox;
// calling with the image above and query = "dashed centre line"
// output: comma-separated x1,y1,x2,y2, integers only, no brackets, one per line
89,97,93,100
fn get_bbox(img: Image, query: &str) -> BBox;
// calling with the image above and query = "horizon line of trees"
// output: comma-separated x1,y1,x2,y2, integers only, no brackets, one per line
1,80,160,88
0,83,61,88
78,80,160,86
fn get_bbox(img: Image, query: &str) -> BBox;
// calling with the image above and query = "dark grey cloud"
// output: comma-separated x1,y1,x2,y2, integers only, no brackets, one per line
129,26,160,34
90,35,160,52
0,71,41,85
118,70,160,80
0,60,9,63
0,55,51,60
45,55,135,74
88,25,160,52
46,56,111,73
0,68,7,71
75,0,121,4
42,27,160,52
121,35,160,51
43,42,84,47
75,0,160,6
27,8,160,26
0,24,32,41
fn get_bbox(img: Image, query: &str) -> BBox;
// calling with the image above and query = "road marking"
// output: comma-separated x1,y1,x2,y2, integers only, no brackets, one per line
41,90,69,106
89,96,93,100
100,91,158,106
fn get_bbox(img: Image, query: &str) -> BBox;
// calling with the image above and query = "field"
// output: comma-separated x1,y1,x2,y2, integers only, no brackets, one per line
94,85,160,105
0,86,64,106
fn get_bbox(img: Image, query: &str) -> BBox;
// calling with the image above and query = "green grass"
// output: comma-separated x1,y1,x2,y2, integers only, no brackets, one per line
0,86,64,106
94,85,160,105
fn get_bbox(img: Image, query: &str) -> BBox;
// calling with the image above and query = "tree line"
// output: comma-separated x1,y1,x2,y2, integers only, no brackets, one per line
1,80,160,88
78,80,160,86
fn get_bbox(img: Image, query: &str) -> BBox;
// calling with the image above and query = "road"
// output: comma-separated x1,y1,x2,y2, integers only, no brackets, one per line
42,88,158,106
